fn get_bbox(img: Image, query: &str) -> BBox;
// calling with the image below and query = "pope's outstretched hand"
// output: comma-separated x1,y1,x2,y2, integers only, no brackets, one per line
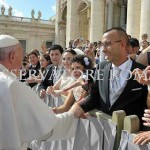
69,103,84,118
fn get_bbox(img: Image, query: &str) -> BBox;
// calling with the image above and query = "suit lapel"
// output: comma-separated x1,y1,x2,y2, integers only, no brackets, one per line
110,60,140,109
99,63,111,106
104,63,111,105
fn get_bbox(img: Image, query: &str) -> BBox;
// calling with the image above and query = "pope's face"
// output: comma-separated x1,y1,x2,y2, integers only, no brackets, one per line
15,44,23,70
10,44,23,76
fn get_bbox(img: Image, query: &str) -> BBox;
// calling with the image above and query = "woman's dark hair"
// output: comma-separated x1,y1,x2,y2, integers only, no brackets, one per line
42,54,52,64
31,49,40,56
28,51,39,58
72,55,93,70
129,38,140,48
64,49,77,56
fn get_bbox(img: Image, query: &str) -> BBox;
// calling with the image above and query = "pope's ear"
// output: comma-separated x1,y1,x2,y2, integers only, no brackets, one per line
9,51,16,64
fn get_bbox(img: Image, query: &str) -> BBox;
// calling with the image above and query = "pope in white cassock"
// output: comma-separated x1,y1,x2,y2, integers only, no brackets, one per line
0,35,83,150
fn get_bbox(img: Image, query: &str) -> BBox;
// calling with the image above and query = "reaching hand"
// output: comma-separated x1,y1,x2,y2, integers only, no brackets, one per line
133,131,150,145
133,66,150,85
133,109,150,145
46,86,53,94
63,78,88,91
69,103,84,118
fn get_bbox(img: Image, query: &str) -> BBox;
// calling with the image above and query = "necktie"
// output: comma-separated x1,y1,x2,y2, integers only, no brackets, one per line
111,67,121,95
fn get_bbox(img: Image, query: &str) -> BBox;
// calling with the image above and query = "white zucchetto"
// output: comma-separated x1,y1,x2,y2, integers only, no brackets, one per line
0,34,19,48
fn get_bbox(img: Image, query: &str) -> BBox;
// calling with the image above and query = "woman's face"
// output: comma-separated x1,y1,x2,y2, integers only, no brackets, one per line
29,54,39,66
40,56,50,69
62,52,74,70
72,62,84,79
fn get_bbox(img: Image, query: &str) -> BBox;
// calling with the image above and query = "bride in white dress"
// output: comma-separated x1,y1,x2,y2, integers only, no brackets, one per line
46,49,77,107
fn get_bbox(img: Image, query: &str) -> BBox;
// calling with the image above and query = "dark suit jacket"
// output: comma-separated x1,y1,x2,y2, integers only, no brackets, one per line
38,64,55,91
80,60,148,123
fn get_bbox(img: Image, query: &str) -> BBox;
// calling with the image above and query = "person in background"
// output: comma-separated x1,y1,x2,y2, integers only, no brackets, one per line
95,41,105,64
39,44,64,99
128,38,140,60
31,54,52,94
139,34,149,54
141,34,148,42
128,34,132,39
21,51,41,88
84,43,96,66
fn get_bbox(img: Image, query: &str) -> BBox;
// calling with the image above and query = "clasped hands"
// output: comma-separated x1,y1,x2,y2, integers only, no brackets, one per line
67,102,88,119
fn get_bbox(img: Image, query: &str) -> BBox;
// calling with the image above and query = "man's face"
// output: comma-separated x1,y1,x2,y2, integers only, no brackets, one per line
102,30,124,65
49,50,62,66
128,46,138,54
14,44,23,70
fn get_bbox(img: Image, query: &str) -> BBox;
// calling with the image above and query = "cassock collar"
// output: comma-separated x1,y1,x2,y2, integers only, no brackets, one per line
0,64,17,79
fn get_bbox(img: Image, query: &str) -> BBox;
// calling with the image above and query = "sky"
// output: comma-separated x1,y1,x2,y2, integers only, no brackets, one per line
0,0,56,20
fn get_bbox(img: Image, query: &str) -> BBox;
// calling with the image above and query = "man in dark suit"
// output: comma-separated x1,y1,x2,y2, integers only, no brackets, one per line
39,44,64,98
78,27,148,126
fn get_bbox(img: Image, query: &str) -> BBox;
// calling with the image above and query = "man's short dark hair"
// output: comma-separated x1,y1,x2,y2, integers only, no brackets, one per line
129,38,140,48
48,44,64,54
104,27,129,46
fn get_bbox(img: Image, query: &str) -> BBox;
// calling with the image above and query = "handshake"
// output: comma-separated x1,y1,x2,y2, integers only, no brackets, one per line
64,102,87,118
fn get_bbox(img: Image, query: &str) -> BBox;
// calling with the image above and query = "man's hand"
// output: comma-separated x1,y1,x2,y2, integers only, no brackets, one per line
133,66,150,85
69,103,84,118
133,131,150,145
142,109,150,127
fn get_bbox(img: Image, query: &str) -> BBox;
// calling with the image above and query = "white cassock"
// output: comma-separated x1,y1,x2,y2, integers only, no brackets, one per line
0,64,77,150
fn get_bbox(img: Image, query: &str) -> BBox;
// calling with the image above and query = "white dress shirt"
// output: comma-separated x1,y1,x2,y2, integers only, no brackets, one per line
109,58,133,106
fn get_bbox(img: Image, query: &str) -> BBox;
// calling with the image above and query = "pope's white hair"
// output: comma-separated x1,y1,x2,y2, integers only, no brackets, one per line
0,44,19,61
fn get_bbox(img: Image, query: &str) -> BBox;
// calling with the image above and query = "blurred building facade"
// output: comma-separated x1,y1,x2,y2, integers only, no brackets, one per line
55,0,150,47
0,0,150,51
0,6,55,53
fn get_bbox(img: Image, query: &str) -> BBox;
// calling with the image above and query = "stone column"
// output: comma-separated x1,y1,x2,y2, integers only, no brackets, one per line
90,0,105,42
107,1,114,29
66,0,78,47
55,0,61,44
59,25,66,49
140,0,150,41
113,4,121,27
126,0,141,38
120,5,126,26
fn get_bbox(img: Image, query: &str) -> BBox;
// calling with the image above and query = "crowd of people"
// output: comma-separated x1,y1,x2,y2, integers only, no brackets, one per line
0,27,150,149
